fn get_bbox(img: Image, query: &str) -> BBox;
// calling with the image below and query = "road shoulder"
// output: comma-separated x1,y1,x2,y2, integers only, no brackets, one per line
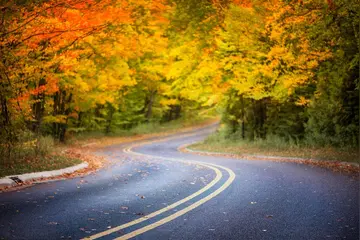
180,144,360,175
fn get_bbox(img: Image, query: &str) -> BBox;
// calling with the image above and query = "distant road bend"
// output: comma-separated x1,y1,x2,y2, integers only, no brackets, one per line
0,124,358,240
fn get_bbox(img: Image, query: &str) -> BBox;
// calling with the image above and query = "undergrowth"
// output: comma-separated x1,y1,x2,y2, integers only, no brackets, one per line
190,125,359,163
0,155,82,178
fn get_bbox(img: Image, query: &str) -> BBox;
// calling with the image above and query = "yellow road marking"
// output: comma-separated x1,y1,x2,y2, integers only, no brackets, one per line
84,130,235,240
84,151,223,239
115,163,235,240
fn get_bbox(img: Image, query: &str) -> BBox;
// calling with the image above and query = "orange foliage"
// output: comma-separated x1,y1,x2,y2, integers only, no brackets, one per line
232,0,253,8
9,0,133,53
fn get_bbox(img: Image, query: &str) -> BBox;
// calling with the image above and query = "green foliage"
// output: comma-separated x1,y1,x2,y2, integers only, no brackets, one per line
202,124,300,150
218,0,359,149
35,136,55,156
0,131,54,165
303,0,359,147
0,155,82,178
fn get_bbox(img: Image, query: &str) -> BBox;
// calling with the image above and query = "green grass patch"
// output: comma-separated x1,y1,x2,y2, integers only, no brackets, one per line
190,130,359,163
0,134,83,177
0,155,82,178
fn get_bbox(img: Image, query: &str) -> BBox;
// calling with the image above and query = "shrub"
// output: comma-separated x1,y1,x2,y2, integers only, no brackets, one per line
35,136,55,156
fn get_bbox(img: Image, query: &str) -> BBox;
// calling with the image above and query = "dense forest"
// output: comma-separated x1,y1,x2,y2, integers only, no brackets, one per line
0,0,359,160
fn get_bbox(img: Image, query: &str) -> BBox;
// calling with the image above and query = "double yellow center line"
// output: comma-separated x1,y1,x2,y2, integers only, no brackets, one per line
84,134,236,240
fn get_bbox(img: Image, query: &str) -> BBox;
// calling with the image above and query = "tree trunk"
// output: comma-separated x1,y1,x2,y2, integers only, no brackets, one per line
52,90,72,142
31,78,46,134
174,105,181,119
77,112,83,127
240,95,245,139
145,91,156,121
105,104,115,134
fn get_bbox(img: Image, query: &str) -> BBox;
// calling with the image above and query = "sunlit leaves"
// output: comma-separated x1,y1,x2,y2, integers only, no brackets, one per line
1,0,358,146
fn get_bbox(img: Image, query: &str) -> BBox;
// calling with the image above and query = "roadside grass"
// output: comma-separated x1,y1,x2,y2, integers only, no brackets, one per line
0,115,218,178
0,155,82,178
0,134,83,178
189,130,359,164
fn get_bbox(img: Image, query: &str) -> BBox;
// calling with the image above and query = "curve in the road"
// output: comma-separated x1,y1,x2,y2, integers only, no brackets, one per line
84,135,236,240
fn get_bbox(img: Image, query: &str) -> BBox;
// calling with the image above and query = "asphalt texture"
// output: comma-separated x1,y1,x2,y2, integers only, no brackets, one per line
0,125,359,240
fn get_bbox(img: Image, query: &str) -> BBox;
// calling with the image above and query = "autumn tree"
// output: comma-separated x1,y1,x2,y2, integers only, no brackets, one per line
0,0,133,145
1,0,358,159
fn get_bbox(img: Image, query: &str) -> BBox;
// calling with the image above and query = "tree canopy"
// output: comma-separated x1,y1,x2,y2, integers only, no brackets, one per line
0,0,358,149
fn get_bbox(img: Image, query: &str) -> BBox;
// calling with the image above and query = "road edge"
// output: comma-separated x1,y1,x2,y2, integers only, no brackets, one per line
0,162,89,189
179,144,360,174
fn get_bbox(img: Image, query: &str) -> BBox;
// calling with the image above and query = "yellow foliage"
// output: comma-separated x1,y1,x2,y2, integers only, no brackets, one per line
160,98,178,106
296,96,311,106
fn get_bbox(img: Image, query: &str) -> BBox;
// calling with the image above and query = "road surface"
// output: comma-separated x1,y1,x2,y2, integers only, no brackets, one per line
0,125,359,239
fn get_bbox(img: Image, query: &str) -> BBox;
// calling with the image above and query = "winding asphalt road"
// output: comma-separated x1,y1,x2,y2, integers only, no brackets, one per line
0,125,359,240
